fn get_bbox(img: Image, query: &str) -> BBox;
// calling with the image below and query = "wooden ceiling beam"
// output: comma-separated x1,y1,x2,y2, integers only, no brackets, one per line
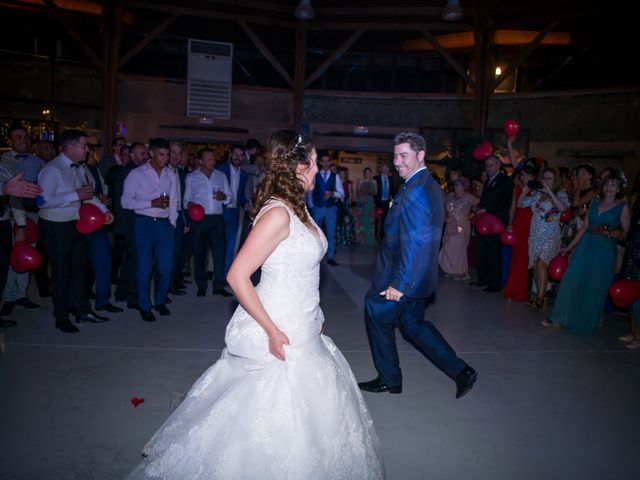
311,22,472,32
419,28,475,91
238,20,293,87
201,0,292,15
305,29,365,89
42,0,102,68
492,19,559,91
472,0,492,137
314,6,469,16
129,1,294,29
119,13,180,68
293,20,307,131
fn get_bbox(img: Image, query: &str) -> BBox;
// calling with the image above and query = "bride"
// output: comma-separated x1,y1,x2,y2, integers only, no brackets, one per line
127,131,385,479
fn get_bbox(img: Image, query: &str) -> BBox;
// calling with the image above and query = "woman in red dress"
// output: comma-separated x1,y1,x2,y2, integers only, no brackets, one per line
503,166,536,302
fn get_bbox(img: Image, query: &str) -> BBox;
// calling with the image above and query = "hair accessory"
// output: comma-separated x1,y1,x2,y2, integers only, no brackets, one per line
294,134,303,149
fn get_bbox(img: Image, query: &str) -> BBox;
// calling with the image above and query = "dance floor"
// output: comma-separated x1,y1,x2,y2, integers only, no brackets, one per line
1,246,638,479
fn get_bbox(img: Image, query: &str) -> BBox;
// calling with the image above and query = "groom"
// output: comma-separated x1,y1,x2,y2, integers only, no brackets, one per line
358,132,477,399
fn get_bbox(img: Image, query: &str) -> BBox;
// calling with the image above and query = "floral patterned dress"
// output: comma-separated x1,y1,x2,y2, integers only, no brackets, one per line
522,190,570,267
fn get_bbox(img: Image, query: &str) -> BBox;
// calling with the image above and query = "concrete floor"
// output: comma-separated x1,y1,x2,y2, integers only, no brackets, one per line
1,246,639,480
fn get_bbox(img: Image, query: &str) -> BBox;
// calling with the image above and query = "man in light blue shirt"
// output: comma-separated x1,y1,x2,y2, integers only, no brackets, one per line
0,124,45,316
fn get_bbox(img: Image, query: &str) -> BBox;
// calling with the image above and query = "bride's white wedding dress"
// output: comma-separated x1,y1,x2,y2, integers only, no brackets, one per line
127,199,385,479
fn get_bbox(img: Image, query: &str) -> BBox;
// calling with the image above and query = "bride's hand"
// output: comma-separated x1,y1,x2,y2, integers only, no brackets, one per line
268,329,290,361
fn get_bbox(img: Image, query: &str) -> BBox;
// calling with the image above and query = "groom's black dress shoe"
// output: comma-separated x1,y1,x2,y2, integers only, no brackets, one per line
469,281,486,287
455,366,478,399
358,378,402,394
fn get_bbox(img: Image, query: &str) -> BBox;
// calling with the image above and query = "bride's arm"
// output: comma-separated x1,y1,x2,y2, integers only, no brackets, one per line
226,207,291,360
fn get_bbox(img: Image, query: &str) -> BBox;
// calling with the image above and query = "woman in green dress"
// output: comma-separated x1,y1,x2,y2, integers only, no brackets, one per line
545,172,630,334
355,167,377,245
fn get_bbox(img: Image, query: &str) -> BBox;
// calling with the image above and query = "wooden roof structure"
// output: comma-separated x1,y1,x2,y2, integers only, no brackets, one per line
1,0,637,148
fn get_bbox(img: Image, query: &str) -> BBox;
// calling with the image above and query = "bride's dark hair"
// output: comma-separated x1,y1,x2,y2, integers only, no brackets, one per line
253,130,315,223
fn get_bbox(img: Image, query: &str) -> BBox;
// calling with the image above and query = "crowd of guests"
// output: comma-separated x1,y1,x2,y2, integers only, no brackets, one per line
437,137,639,349
1,125,638,350
0,125,394,332
0,125,267,331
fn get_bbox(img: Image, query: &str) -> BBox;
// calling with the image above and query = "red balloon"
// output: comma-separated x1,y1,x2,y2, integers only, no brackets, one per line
13,218,38,244
374,207,384,219
76,203,106,234
503,118,520,138
500,230,517,246
559,208,572,222
188,203,205,222
472,141,493,161
476,213,505,235
10,243,41,272
548,255,569,281
608,279,640,308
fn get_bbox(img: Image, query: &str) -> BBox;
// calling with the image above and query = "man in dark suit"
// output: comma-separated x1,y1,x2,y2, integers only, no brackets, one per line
168,141,189,295
373,162,396,243
99,136,127,177
358,132,477,399
217,145,249,275
471,155,514,292
112,142,149,309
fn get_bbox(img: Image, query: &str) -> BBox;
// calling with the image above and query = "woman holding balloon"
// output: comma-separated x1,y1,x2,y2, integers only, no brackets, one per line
544,172,630,333
517,167,570,311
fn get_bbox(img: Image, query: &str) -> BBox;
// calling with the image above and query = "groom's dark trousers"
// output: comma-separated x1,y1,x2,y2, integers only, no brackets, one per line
365,169,467,388
365,291,465,388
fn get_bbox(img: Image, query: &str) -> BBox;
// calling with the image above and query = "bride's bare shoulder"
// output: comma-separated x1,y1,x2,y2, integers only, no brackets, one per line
253,204,291,231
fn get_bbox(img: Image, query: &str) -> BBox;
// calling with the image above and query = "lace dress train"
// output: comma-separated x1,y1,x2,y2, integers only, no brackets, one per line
126,199,385,479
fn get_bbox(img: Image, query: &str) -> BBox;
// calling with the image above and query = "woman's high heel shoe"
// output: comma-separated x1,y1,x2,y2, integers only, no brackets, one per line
530,296,546,312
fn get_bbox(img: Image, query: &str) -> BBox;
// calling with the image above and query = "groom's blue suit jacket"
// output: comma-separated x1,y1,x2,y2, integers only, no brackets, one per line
373,168,444,299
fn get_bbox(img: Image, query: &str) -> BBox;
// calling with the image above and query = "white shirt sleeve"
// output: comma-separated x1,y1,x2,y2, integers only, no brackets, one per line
333,174,344,201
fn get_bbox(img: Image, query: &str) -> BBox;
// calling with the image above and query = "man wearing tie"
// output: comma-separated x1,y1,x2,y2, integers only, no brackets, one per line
112,142,148,310
184,149,232,297
358,132,477,399
122,138,177,322
217,145,249,275
0,124,44,316
470,155,514,293
311,152,344,266
38,130,114,333
373,162,395,244
168,141,189,296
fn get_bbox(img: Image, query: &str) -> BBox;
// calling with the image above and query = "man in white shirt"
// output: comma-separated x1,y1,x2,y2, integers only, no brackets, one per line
122,138,177,322
310,152,344,266
38,130,114,333
184,148,232,297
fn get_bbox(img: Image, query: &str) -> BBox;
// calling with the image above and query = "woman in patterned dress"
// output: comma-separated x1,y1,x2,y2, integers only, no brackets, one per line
518,167,571,311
